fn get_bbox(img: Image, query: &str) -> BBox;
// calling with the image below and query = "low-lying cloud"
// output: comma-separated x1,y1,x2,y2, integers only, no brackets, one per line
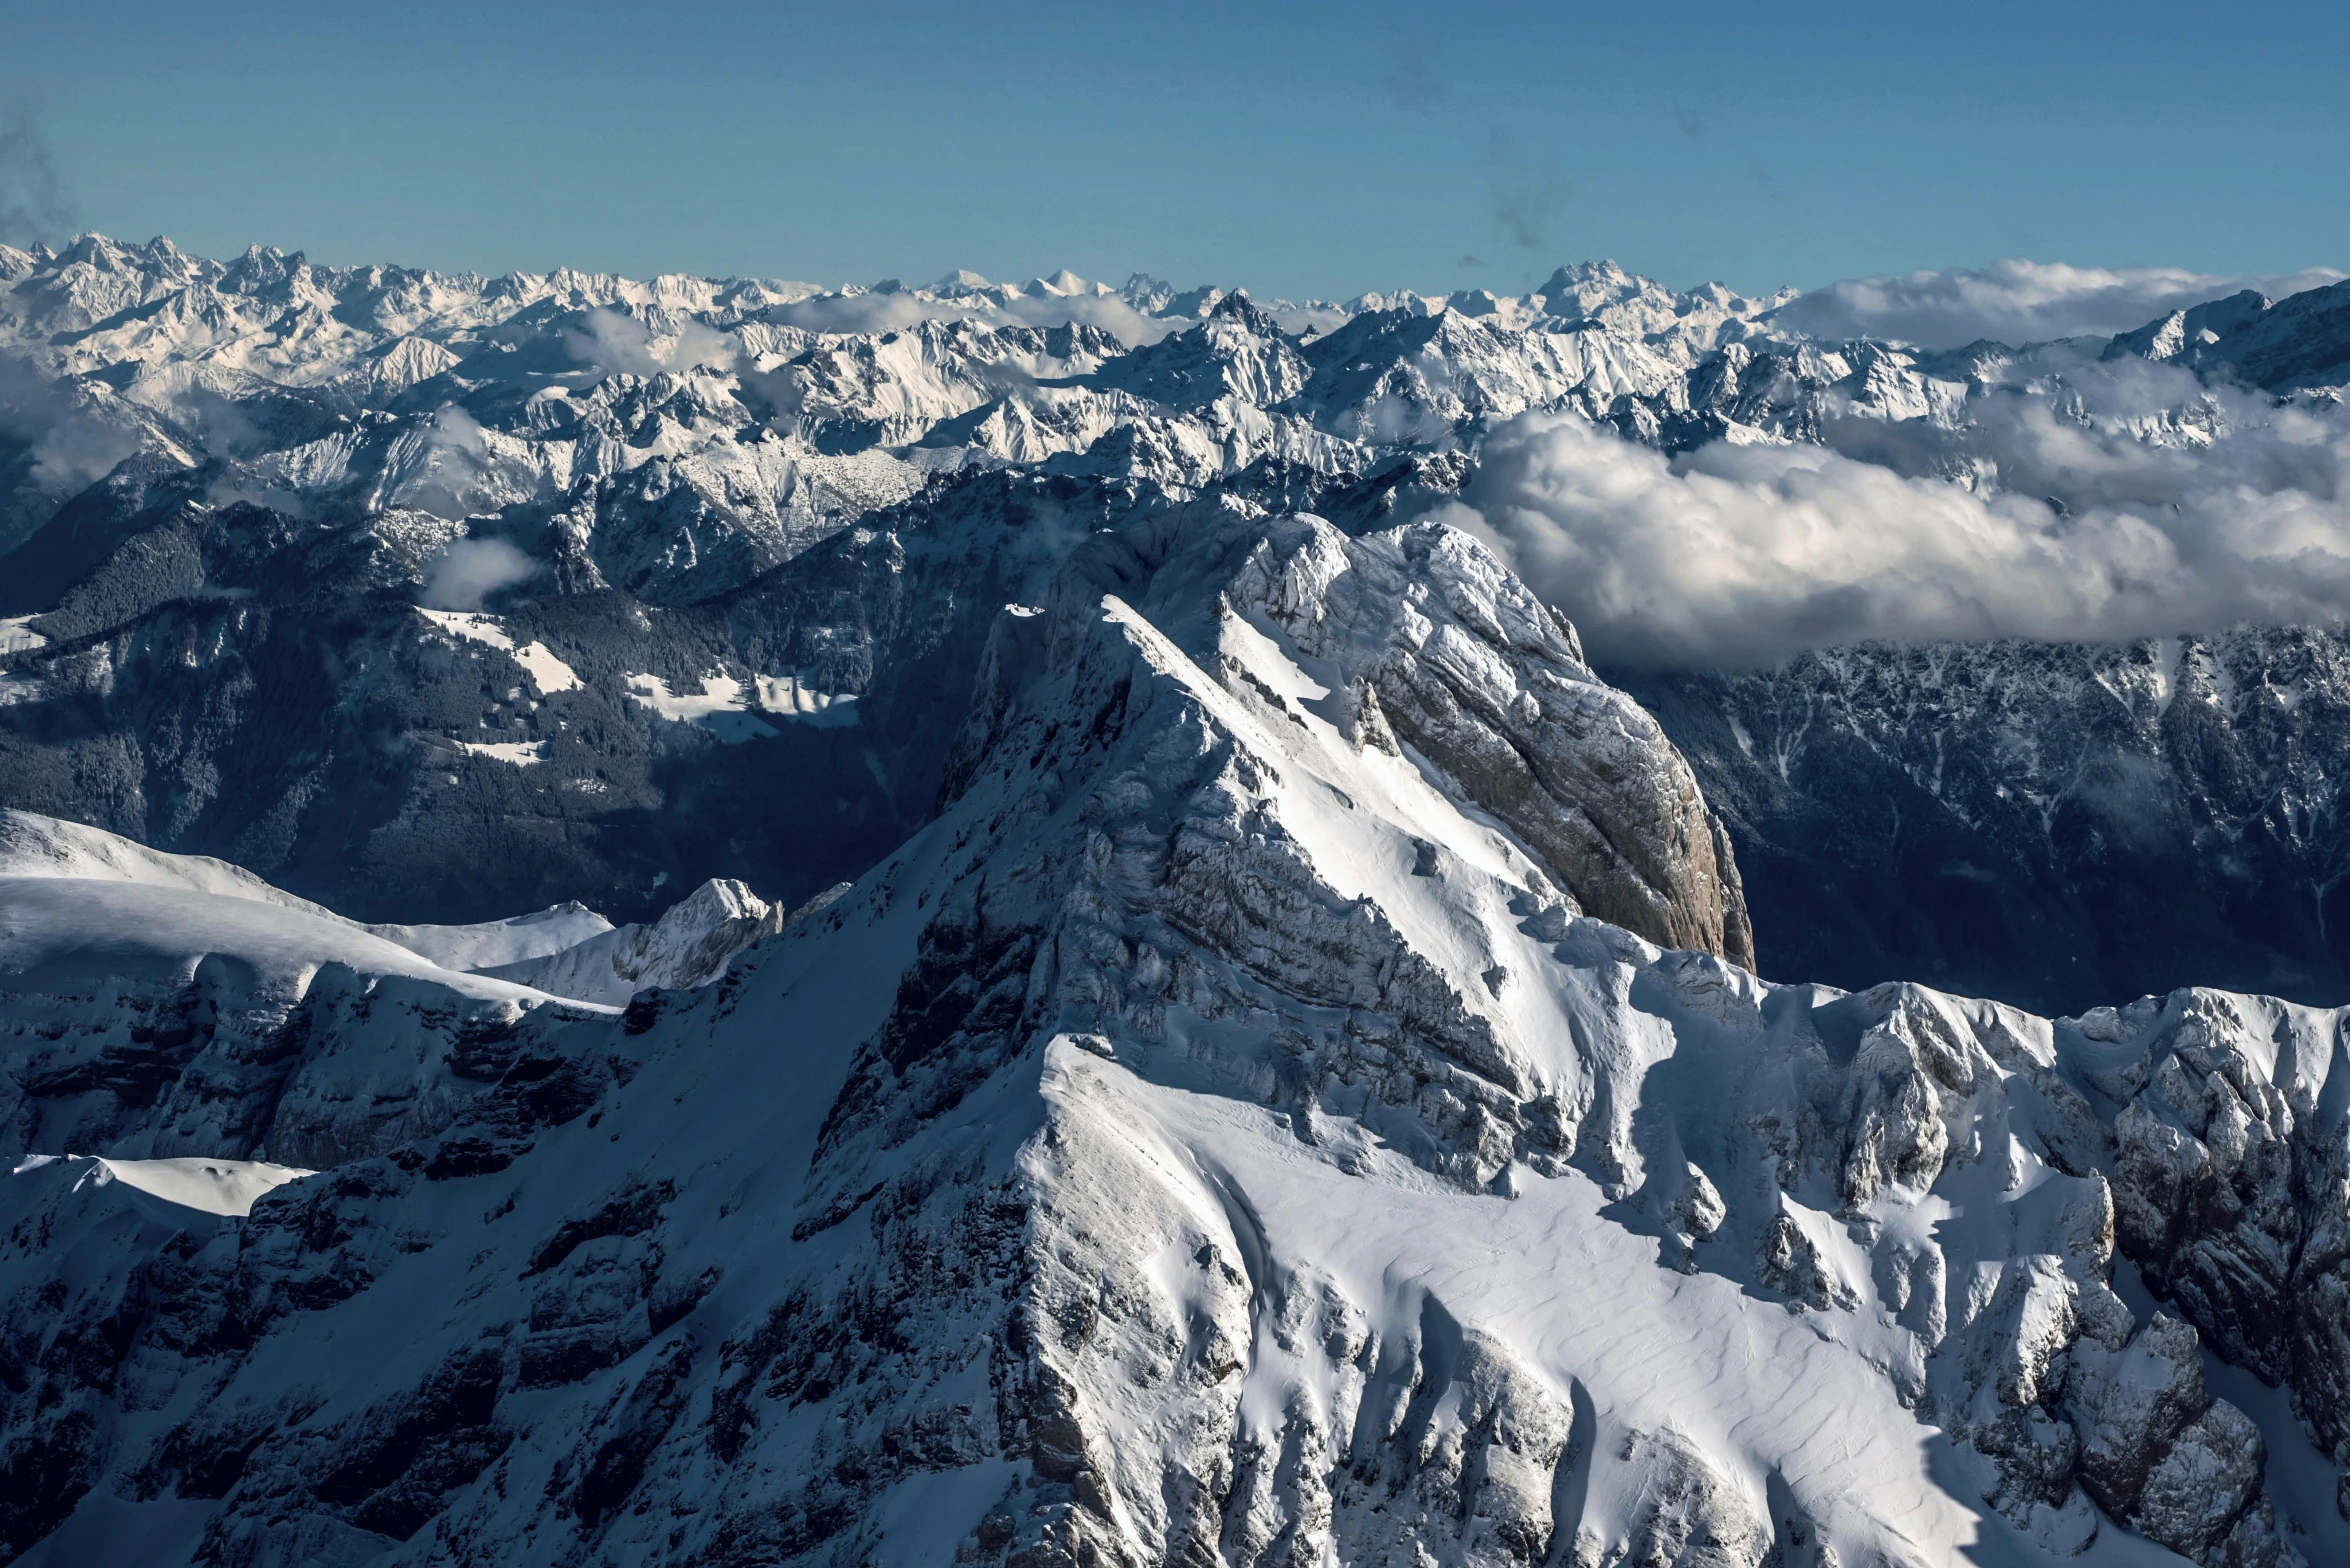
0,353,144,496
565,307,738,376
1773,259,2347,349
768,287,1181,348
27,419,142,493
421,537,538,610
1454,396,2350,669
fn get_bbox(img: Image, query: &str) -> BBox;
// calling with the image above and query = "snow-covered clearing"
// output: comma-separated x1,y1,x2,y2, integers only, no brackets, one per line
624,672,780,742
459,739,547,766
415,607,580,692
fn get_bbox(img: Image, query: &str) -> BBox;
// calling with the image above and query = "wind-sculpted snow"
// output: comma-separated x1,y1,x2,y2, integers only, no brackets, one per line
18,1153,314,1219
9,504,2350,1565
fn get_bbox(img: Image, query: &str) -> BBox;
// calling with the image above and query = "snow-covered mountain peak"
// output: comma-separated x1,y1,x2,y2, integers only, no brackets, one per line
477,876,804,1007
11,227,2350,1564
6,233,2323,622
10,489,2349,1562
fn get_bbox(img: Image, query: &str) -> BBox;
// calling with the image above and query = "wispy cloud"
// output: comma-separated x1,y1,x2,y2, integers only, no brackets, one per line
767,286,1178,348
0,106,73,247
1486,136,1573,252
0,356,141,498
564,307,738,376
421,536,538,610
1774,258,2347,348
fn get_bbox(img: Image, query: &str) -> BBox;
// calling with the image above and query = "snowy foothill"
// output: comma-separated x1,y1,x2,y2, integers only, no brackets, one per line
0,807,777,1012
0,812,590,1009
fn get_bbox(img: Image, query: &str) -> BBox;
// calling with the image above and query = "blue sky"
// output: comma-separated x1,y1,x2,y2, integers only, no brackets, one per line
5,0,2344,298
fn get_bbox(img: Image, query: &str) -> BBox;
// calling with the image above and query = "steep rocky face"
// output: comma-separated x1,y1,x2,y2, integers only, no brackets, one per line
1216,514,1751,965
6,506,2350,1566
1623,629,2350,1014
2073,989,2350,1497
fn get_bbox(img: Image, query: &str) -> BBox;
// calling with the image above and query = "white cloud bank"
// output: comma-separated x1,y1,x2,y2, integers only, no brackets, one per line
765,286,1182,348
565,307,738,376
1455,397,2350,669
422,537,538,610
1772,259,2346,348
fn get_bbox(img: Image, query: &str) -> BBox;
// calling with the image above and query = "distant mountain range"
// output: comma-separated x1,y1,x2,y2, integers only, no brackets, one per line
6,236,2350,1565
1,236,2344,1008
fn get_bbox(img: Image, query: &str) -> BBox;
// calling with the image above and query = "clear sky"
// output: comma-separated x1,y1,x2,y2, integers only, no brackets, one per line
4,0,2344,299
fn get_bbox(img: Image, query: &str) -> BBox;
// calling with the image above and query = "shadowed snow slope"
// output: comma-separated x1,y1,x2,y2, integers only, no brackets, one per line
364,904,616,972
0,809,348,915
2,508,2348,1566
0,812,792,1175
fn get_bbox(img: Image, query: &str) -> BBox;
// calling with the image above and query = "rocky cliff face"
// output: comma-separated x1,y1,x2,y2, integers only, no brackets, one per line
1623,628,2350,1014
4,506,2350,1567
